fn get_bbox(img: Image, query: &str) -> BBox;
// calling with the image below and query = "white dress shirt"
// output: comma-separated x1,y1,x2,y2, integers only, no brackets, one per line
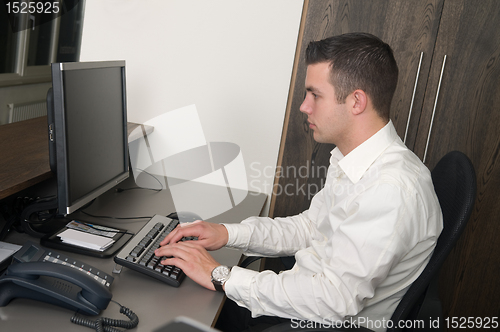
222,121,443,331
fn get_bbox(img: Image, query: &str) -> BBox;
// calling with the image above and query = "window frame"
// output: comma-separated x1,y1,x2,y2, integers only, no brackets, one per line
0,1,62,87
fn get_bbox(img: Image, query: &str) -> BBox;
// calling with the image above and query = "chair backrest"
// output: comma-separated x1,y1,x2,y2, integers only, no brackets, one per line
388,151,476,329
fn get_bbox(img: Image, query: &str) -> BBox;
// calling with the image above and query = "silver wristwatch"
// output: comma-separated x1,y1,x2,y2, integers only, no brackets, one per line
211,265,231,292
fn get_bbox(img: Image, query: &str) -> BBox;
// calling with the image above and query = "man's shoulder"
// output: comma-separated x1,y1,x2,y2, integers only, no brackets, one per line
372,142,432,190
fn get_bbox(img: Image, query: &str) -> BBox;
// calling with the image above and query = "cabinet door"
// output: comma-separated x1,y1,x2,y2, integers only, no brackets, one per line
270,0,444,217
412,0,500,319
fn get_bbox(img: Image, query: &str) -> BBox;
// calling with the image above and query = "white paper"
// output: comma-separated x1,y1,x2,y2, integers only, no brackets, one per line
58,229,115,251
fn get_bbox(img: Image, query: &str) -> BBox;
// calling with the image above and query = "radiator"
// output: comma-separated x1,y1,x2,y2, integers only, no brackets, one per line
8,100,47,123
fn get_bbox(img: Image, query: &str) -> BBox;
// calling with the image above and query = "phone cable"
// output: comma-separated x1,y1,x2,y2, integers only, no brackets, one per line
70,300,139,332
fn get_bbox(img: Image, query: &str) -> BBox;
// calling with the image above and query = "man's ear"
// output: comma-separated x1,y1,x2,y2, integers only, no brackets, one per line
351,89,368,116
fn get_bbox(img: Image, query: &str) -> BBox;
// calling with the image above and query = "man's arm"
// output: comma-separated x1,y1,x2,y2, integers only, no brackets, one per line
222,186,328,256
154,202,323,291
160,196,324,256
222,212,322,257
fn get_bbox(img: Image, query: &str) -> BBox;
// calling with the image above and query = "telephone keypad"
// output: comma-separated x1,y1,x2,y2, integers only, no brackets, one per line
43,254,111,287
12,241,114,288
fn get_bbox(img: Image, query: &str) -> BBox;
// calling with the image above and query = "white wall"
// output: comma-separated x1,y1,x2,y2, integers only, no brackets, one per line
80,0,303,216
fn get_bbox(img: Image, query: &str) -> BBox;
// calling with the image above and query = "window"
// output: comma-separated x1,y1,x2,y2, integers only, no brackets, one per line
0,0,84,86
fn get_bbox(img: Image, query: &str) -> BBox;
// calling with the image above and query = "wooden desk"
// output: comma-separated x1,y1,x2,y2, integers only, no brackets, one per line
0,117,151,200
1,177,267,331
0,117,51,200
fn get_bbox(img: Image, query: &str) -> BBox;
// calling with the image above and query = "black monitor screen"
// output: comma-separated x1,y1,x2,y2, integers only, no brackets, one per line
48,61,129,215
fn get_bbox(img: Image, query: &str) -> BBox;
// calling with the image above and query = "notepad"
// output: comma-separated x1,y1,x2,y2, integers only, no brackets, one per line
58,229,115,251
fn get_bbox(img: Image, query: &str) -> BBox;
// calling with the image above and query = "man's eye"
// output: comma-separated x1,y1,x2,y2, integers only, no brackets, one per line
304,90,318,100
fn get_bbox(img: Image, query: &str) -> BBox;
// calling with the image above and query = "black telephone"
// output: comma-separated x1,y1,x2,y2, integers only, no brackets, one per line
0,241,113,315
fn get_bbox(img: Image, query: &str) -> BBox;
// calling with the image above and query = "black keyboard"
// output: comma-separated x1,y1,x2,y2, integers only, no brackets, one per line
114,215,193,287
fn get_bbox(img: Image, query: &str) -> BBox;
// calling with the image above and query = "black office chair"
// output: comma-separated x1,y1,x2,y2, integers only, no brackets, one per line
240,151,476,332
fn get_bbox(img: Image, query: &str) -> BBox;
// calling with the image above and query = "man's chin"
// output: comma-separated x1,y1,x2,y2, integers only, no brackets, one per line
312,133,334,145
312,132,324,143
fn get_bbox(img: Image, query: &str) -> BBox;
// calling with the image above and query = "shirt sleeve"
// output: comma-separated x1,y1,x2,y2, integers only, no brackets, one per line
222,214,317,257
222,188,328,257
224,182,439,322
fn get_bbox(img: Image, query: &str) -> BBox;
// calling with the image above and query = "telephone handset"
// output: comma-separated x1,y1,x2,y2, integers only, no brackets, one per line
0,241,113,315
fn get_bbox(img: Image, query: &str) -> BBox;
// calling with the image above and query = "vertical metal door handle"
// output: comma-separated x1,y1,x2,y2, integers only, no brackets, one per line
404,52,424,144
423,55,447,163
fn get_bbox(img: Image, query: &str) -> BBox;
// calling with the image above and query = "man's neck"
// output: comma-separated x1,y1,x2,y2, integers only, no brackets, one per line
337,117,388,156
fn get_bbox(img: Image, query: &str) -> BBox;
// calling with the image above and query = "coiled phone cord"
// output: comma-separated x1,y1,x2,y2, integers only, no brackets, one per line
70,301,139,332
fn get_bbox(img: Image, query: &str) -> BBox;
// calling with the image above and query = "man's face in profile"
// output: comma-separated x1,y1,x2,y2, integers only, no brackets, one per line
300,62,350,146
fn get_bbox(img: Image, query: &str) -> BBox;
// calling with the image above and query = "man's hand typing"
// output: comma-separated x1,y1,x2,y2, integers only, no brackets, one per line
160,220,229,251
154,241,220,291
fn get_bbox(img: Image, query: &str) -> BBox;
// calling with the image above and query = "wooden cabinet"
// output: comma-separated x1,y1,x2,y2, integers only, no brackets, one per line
412,0,500,319
270,0,500,324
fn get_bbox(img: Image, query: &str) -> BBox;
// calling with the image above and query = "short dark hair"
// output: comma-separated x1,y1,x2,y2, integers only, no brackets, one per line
305,33,398,120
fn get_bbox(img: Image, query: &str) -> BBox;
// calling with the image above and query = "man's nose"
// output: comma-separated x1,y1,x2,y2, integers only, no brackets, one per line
300,95,311,114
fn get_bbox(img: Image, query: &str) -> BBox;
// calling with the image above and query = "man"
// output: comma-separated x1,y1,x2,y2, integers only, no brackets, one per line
155,33,443,331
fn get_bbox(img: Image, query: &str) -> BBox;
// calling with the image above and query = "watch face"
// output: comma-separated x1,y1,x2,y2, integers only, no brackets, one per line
213,265,230,281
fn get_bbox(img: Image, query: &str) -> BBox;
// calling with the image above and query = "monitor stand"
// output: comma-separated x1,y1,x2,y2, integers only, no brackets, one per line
19,197,134,258
19,197,62,237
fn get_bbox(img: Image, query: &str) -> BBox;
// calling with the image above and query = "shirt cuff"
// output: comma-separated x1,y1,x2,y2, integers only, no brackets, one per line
224,265,258,309
221,223,251,249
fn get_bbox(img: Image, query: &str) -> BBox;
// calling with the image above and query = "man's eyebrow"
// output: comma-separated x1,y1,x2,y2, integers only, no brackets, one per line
305,86,320,93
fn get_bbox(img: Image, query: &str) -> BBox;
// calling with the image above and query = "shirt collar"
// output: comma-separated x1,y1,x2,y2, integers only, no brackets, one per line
330,120,399,183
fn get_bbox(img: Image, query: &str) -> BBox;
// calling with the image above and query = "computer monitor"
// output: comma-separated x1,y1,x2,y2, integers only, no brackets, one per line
47,60,129,216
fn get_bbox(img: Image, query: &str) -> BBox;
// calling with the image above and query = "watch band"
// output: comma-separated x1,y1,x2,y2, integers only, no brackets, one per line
213,280,224,292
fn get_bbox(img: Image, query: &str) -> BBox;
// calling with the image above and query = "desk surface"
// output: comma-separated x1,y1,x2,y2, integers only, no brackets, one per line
0,177,267,331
